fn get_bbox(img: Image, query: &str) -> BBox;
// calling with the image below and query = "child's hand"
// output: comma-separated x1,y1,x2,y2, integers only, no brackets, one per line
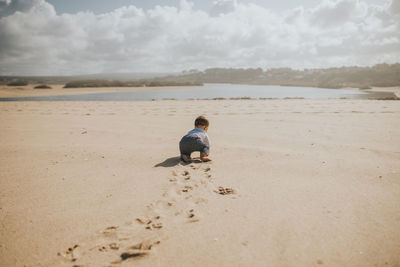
201,157,212,162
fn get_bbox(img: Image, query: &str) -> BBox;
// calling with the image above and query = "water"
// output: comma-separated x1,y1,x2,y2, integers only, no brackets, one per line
0,83,368,101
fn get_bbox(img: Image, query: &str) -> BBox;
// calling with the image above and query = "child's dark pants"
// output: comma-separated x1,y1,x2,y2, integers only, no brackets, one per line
179,136,209,159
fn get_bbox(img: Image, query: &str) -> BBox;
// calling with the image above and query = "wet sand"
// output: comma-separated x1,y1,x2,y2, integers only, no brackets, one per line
369,86,400,98
0,99,399,266
0,84,200,98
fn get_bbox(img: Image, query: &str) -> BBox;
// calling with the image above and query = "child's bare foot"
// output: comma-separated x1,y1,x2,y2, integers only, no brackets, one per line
181,154,191,163
200,152,211,162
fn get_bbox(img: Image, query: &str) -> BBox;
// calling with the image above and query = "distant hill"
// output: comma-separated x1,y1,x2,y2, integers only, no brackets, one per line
71,72,173,82
164,63,400,89
63,80,202,88
0,72,173,84
1,64,399,89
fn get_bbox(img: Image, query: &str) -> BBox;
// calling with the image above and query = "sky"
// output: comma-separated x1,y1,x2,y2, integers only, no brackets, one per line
0,0,399,76
45,0,325,14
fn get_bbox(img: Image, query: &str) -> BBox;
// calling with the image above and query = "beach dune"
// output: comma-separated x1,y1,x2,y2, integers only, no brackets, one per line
0,99,399,266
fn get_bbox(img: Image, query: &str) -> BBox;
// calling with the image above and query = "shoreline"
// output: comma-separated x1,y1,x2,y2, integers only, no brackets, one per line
0,84,399,101
341,86,400,98
368,86,400,98
0,84,203,98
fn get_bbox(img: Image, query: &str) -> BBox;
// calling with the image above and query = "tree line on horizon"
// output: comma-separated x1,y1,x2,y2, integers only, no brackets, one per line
63,80,202,88
1,63,399,89
173,63,400,89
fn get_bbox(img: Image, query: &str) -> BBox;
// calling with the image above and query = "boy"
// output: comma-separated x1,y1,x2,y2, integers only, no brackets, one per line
179,116,211,162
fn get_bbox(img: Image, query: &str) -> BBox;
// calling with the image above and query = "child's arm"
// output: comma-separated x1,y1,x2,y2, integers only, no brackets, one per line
201,133,211,162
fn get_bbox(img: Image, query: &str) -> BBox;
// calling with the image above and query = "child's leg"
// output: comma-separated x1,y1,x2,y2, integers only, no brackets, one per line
180,137,210,162
180,154,191,162
179,137,194,162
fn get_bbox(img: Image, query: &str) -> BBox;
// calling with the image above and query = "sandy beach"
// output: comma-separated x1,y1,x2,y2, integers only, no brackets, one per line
0,98,400,266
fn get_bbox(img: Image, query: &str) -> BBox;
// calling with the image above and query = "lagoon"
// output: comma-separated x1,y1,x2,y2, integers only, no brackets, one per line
0,83,370,101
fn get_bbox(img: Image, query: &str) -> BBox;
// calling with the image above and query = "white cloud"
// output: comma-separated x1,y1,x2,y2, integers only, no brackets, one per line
210,0,237,16
0,0,399,75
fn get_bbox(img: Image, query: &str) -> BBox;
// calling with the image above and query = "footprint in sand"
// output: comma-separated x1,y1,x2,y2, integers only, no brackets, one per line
138,214,165,231
60,159,238,265
58,244,81,262
162,185,182,199
112,239,161,264
136,216,163,230
187,209,200,223
215,186,236,195
60,214,163,265
98,242,120,252
169,177,177,182
190,163,199,170
181,170,191,180
102,225,119,234
182,185,193,193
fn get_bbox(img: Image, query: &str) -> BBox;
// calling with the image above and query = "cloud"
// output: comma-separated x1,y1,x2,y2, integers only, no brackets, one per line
0,0,49,18
210,0,237,16
390,0,400,14
0,0,399,75
309,0,368,28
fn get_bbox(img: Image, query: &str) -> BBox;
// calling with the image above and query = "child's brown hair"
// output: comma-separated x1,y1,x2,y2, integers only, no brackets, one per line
194,116,209,128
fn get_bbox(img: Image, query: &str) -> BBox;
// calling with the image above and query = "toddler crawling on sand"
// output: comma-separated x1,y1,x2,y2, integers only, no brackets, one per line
179,116,211,162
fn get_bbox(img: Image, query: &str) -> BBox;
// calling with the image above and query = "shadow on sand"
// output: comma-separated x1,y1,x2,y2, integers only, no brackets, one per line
154,156,202,167
154,156,181,167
